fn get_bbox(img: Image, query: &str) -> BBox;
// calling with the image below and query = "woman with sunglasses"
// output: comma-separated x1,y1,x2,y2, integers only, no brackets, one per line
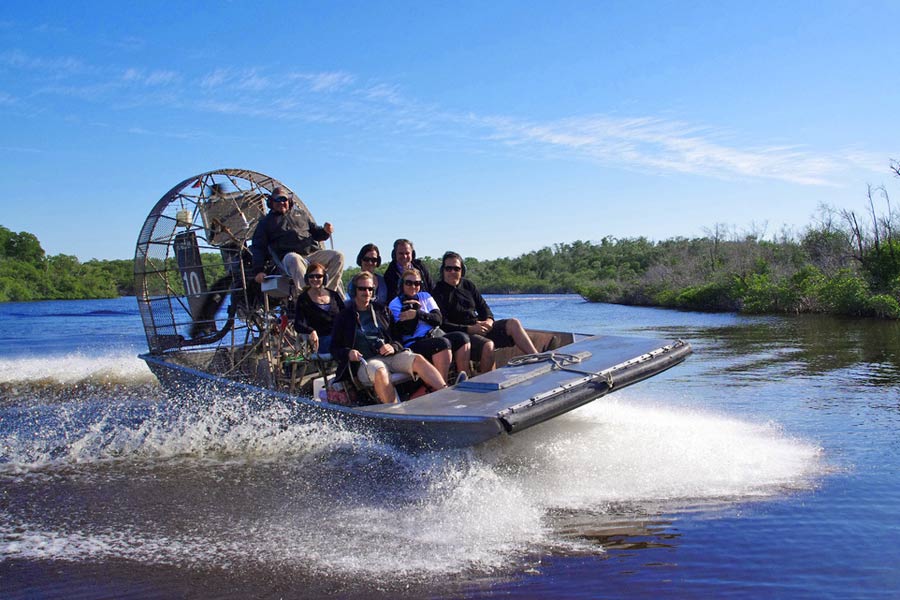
293,262,344,354
331,271,447,403
432,251,537,372
389,268,471,382
349,243,388,305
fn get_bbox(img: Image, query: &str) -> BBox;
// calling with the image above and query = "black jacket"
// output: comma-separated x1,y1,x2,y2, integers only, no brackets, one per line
294,289,345,338
431,279,493,334
330,301,404,382
250,207,330,275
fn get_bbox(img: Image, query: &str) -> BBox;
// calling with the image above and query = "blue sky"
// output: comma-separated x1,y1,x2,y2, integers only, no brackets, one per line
2,1,898,261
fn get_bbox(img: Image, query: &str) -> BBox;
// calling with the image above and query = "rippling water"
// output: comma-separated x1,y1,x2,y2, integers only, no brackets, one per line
1,296,897,598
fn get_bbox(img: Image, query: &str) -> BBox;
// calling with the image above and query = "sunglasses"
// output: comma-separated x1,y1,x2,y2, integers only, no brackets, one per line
271,196,289,204
404,280,422,287
356,286,375,292
443,265,462,272
361,257,379,263
306,273,324,279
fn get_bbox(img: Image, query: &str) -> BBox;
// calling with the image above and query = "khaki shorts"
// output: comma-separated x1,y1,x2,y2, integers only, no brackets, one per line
356,350,417,385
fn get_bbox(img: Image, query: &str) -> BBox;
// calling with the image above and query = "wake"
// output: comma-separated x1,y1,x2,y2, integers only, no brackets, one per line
0,351,156,388
0,388,827,578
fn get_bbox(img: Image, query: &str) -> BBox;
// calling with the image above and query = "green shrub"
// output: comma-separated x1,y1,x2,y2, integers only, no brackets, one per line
740,273,778,313
861,240,900,291
816,270,870,316
866,294,900,319
674,280,739,311
579,280,621,303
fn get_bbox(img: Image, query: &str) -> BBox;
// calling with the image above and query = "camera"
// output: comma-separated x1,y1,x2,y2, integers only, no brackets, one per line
402,302,417,312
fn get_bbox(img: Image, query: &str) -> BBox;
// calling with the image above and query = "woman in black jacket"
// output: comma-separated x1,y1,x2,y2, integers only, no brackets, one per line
293,262,343,354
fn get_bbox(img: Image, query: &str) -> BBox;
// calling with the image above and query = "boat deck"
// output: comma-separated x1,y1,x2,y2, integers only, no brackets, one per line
357,335,689,428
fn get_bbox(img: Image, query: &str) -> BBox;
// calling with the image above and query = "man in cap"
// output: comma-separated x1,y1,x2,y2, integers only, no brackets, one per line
251,186,345,296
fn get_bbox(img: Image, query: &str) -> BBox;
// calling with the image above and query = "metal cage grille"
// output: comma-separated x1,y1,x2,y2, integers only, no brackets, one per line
134,169,312,355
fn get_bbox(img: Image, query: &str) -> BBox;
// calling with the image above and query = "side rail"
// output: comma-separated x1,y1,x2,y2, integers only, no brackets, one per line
497,340,692,433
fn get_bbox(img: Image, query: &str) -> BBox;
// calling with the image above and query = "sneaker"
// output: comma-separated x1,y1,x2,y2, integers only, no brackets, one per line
455,371,468,385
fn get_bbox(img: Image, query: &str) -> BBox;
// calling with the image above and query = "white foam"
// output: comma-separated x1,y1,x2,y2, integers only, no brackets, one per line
0,395,827,576
0,351,156,385
0,394,356,474
479,399,824,507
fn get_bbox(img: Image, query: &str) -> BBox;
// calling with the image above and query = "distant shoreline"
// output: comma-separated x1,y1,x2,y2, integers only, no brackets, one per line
4,213,899,319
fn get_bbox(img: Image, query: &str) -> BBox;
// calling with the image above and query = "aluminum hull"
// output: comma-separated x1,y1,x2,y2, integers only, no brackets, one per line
140,334,691,449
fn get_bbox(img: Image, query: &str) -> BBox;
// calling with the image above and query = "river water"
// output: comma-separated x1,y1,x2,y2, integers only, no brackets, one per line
0,295,897,598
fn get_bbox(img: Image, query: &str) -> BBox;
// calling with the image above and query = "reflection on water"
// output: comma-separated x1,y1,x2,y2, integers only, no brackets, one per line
553,510,680,552
661,314,900,382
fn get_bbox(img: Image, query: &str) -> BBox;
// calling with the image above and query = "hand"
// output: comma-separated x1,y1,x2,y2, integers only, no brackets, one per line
309,330,319,351
323,222,334,236
400,309,418,321
378,343,394,356
254,272,265,284
469,321,491,335
349,349,362,362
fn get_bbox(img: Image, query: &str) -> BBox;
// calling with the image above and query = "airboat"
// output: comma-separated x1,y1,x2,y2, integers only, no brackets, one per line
134,169,691,448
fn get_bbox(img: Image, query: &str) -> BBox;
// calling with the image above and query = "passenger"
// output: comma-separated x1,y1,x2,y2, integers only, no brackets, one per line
384,238,434,300
346,243,388,305
251,186,345,296
293,262,343,354
432,251,538,372
389,268,471,382
330,272,447,404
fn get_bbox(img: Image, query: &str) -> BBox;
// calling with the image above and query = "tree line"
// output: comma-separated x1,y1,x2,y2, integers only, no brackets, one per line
3,162,899,317
361,162,900,319
0,226,134,301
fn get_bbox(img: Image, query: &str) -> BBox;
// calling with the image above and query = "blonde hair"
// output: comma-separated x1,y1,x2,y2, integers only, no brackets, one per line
401,268,421,281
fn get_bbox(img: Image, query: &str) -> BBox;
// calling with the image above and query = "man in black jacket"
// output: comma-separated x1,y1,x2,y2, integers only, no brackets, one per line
431,251,537,372
250,186,344,296
383,239,434,300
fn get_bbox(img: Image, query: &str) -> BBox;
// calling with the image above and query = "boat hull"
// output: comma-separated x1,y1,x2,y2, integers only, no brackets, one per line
140,334,691,449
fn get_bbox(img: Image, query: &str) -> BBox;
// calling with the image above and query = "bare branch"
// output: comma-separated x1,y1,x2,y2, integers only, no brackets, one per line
841,208,864,260
867,184,881,251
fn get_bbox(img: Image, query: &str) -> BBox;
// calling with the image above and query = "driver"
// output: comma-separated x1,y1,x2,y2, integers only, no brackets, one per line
250,186,344,296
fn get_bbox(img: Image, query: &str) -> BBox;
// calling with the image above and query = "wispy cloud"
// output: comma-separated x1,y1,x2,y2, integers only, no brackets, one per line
122,68,181,86
0,48,881,186
199,68,353,94
0,49,86,75
200,67,272,91
294,71,355,92
468,114,872,186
